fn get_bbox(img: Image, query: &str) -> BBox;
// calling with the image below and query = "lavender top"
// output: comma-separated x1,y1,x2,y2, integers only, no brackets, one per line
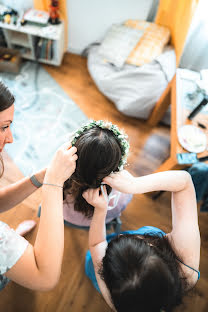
63,189,132,227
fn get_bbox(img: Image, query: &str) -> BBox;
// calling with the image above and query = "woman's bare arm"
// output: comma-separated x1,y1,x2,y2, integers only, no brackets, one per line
83,188,116,311
168,174,200,286
103,170,190,194
0,168,46,213
5,143,78,291
104,170,200,284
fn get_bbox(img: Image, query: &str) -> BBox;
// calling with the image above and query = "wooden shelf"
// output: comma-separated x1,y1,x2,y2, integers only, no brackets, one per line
0,22,63,40
0,21,64,66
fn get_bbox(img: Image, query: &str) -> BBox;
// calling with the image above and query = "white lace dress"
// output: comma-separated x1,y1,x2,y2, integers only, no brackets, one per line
0,221,28,290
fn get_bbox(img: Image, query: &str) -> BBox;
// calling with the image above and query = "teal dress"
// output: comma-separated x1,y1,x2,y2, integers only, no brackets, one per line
85,226,200,292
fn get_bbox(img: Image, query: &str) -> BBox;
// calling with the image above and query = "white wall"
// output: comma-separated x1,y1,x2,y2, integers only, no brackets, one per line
67,0,153,54
1,0,33,13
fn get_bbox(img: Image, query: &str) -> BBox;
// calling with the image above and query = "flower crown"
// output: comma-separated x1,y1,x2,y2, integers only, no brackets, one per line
71,120,130,170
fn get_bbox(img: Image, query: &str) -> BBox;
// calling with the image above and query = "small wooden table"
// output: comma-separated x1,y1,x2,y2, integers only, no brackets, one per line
156,69,208,172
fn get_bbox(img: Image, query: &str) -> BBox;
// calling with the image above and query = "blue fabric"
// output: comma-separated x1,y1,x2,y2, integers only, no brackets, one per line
188,163,208,212
85,226,165,293
85,226,200,293
177,259,200,280
0,276,10,291
85,250,101,293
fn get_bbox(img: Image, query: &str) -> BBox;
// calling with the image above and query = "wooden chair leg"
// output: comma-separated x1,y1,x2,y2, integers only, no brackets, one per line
154,157,181,173
147,80,172,127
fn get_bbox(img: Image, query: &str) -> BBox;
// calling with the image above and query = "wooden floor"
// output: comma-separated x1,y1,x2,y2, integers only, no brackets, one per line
0,53,207,312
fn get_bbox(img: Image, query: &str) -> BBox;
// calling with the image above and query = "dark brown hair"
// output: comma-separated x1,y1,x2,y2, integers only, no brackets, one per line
100,233,188,312
63,126,123,217
0,81,15,112
0,81,15,177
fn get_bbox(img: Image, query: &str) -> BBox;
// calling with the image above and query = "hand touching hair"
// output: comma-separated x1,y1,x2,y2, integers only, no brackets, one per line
63,125,125,217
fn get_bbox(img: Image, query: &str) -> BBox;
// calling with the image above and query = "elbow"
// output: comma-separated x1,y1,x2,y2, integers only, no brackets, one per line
42,273,61,291
31,274,60,292
39,278,59,292
184,171,193,186
180,171,193,189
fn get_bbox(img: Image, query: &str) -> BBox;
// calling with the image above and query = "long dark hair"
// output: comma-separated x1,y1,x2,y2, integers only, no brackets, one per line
63,126,123,217
0,81,15,112
99,233,188,312
0,81,15,177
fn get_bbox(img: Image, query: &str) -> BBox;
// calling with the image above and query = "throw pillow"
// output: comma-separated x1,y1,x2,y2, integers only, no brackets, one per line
98,24,144,68
125,19,170,66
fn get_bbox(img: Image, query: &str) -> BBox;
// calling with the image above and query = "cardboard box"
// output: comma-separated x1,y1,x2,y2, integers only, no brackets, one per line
0,47,21,74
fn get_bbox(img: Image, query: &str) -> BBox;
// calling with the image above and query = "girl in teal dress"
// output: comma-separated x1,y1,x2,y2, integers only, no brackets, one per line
84,170,200,312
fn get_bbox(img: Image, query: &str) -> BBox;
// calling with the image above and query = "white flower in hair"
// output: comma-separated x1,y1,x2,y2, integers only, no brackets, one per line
71,120,129,171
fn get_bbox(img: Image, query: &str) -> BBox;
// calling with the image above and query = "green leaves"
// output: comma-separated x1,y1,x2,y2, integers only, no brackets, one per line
71,120,130,170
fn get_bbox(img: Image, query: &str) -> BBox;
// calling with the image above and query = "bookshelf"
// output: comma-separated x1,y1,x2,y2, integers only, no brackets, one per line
0,22,64,66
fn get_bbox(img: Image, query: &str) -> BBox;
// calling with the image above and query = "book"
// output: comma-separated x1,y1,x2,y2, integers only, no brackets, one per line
46,40,53,60
40,39,48,59
24,9,49,26
35,37,54,61
35,37,43,59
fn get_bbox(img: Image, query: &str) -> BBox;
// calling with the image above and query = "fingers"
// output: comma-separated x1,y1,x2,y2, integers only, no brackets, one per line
89,188,99,199
82,190,87,201
82,188,92,200
103,175,114,186
103,170,130,185
82,187,102,201
59,141,72,151
61,142,78,162
67,146,77,156
103,176,111,183
83,188,94,205
72,154,78,161
82,186,108,210
59,142,77,155
93,188,99,197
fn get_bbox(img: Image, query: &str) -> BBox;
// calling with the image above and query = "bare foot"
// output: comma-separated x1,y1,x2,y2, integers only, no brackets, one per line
15,220,36,236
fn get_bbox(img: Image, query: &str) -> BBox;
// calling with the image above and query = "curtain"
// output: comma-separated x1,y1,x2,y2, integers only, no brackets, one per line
154,0,199,65
148,0,207,70
179,0,208,71
146,0,159,22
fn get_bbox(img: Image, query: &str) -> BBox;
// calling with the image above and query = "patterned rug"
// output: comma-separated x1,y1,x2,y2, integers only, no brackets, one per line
0,61,87,176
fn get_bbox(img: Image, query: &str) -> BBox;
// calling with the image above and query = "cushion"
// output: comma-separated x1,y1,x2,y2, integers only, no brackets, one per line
98,24,144,68
125,20,170,66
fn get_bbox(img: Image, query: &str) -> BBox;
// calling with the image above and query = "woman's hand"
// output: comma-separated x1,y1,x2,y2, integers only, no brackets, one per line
83,186,108,211
45,142,77,185
103,170,137,194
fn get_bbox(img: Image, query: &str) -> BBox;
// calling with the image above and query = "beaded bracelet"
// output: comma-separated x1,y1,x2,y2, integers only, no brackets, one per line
43,183,63,189
30,175,63,189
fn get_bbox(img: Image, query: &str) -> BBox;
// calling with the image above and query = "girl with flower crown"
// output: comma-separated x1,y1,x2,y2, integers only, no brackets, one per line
61,120,132,228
